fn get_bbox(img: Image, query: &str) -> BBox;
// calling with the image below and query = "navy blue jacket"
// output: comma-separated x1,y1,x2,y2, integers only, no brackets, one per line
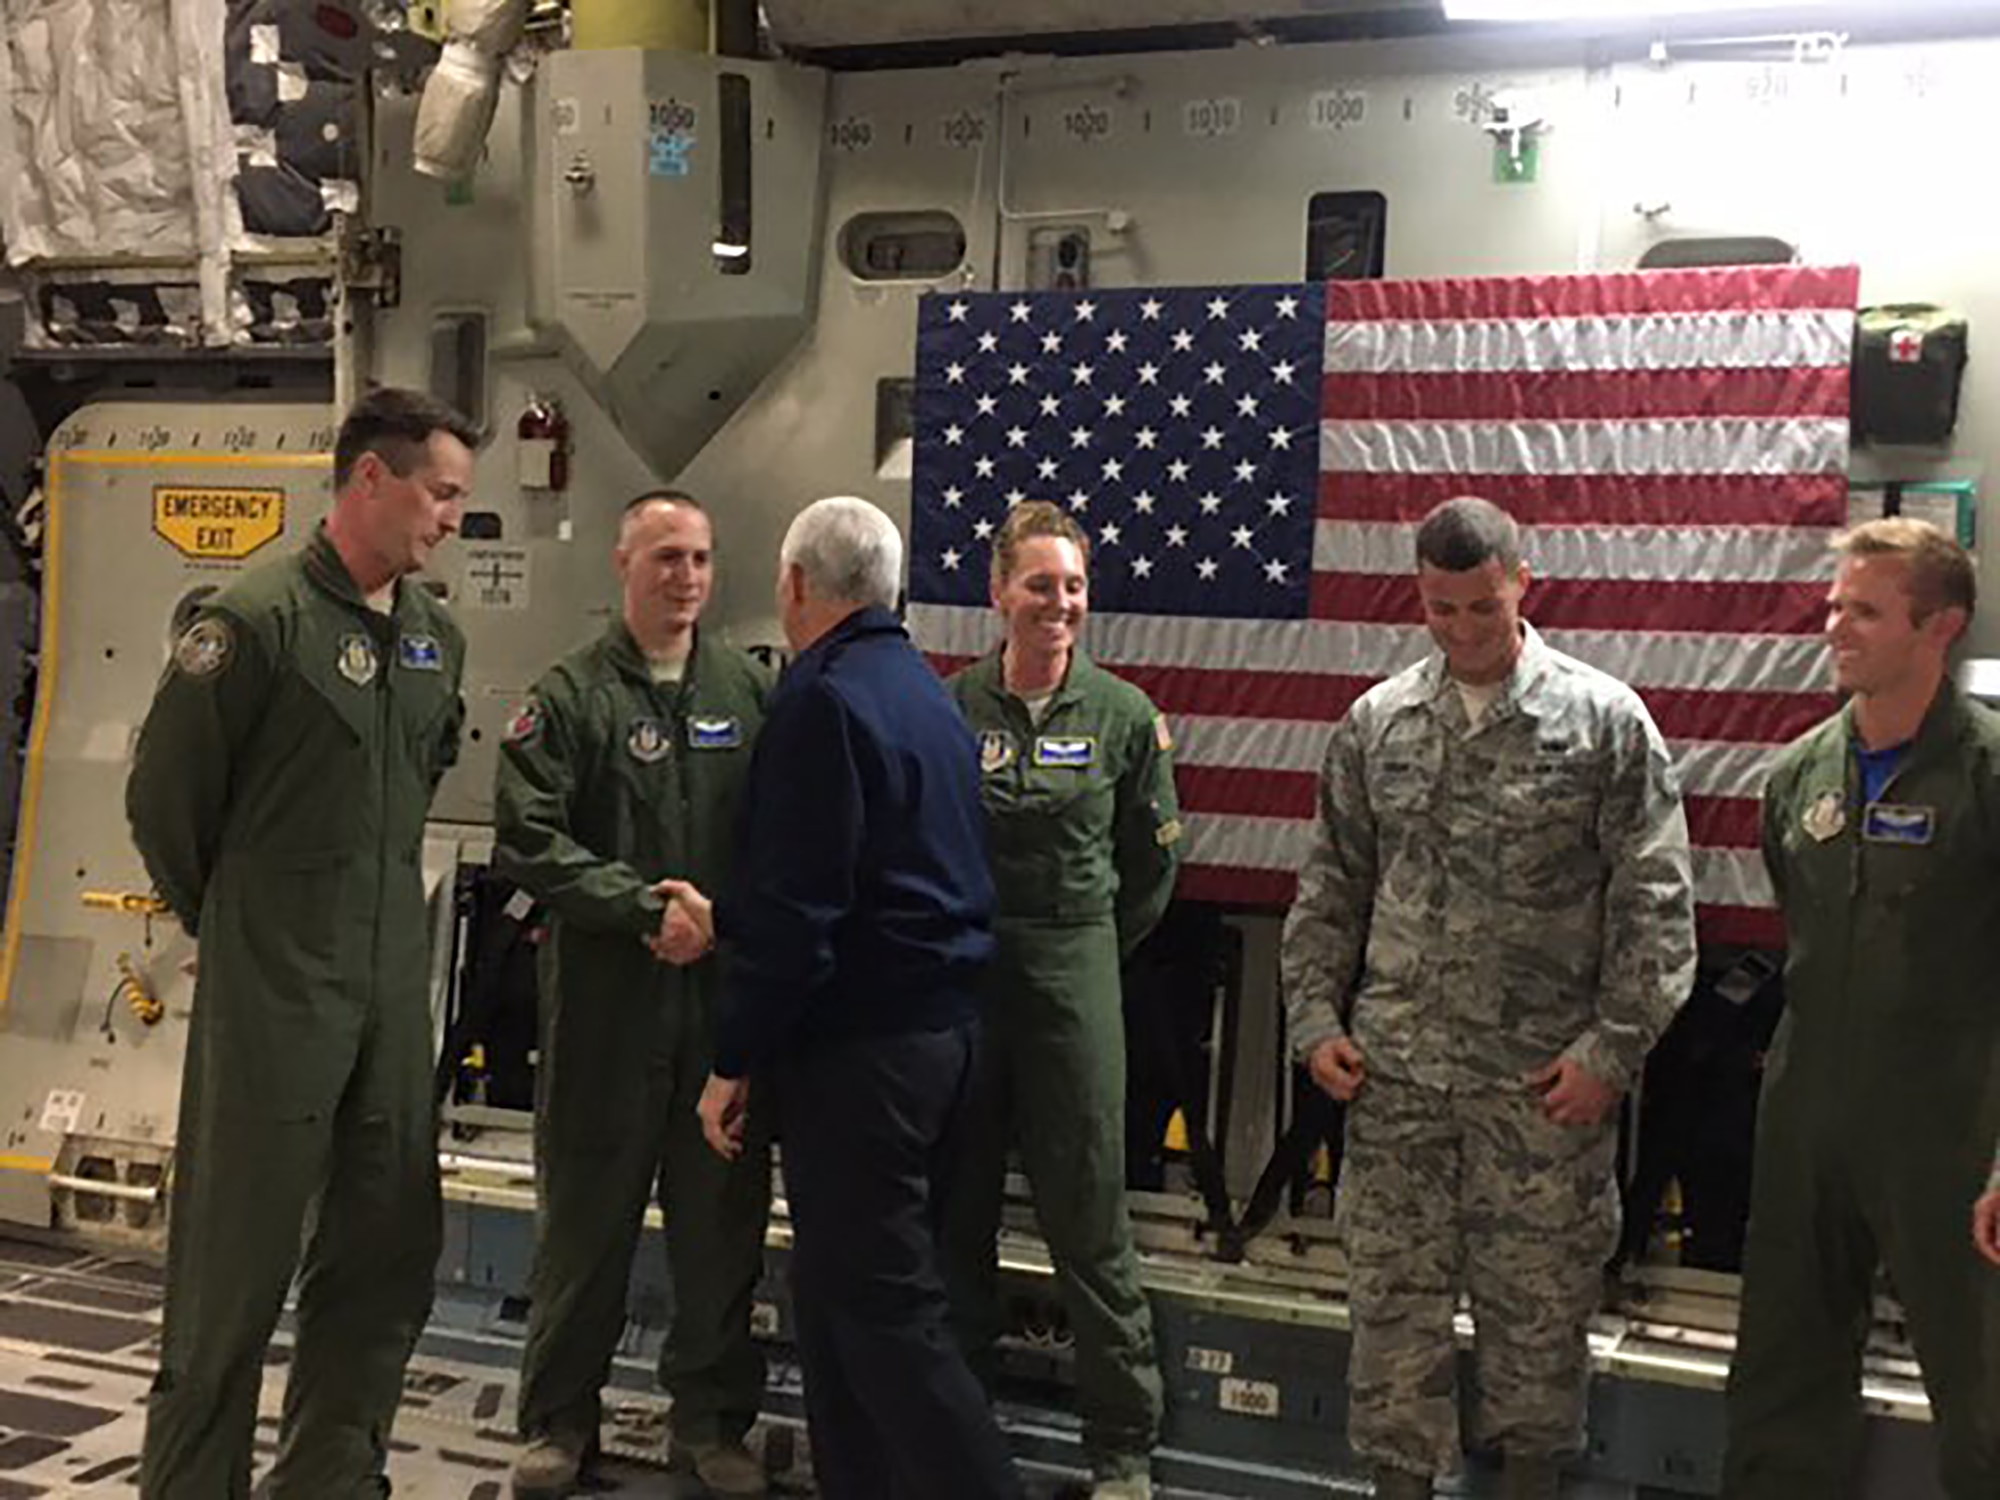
712,606,995,1077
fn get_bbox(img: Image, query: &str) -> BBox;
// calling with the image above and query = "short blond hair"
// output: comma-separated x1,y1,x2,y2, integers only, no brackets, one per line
990,499,1091,588
1833,517,1976,624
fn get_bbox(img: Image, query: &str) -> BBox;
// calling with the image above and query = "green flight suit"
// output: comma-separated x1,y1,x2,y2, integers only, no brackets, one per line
495,625,773,1455
943,648,1182,1481
1723,684,2000,1500
128,528,466,1499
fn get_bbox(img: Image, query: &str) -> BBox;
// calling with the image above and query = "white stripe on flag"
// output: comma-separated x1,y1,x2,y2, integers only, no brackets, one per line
1170,718,1781,805
1173,715,1332,775
1321,417,1850,478
1183,813,1312,872
1323,309,1856,375
1314,520,1836,585
1182,817,1775,908
1693,846,1775,909
1669,740,1783,803
908,604,1833,696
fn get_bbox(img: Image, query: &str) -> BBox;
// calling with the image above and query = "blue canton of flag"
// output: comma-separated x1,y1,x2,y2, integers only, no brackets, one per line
911,285,1324,619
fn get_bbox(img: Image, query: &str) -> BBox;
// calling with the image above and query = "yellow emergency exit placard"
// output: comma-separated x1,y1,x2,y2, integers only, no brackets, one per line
152,486,286,561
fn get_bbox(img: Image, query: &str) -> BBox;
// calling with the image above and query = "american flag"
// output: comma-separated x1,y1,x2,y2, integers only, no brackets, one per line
909,267,1858,948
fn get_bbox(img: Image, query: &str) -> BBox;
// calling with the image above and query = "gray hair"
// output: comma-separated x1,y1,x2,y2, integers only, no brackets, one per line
779,496,903,611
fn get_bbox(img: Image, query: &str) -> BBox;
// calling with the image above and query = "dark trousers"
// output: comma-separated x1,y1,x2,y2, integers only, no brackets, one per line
777,1023,1023,1500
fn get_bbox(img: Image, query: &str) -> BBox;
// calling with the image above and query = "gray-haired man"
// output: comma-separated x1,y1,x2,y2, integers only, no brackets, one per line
669,497,1023,1500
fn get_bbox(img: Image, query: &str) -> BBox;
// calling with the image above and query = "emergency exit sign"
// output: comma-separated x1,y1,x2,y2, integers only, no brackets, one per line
153,486,286,561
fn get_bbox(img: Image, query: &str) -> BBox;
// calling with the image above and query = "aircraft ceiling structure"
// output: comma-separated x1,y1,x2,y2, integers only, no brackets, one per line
760,0,1436,50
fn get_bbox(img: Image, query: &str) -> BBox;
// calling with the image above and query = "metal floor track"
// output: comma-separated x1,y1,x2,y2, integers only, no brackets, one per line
0,1233,1264,1498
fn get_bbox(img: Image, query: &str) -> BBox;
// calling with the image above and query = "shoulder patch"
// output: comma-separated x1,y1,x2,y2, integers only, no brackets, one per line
172,618,233,678
506,701,542,745
1154,712,1174,753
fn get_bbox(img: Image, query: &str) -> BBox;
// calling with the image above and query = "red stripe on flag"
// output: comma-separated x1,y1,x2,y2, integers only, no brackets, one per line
1685,795,1763,850
1119,665,1374,724
1639,687,1836,744
1327,266,1861,322
1317,472,1850,528
1698,903,1785,951
1312,574,1829,635
1178,765,1318,820
1319,367,1850,422
926,653,978,679
1178,863,1299,908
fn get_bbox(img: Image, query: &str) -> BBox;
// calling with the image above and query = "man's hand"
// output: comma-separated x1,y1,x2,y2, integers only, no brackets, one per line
1308,1036,1367,1102
646,879,715,965
698,1073,751,1160
1975,1189,2000,1269
1527,1055,1621,1128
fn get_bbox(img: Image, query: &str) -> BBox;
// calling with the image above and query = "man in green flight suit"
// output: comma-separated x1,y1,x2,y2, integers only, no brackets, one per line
498,491,774,1499
1724,518,2000,1500
944,500,1182,1499
128,387,478,1498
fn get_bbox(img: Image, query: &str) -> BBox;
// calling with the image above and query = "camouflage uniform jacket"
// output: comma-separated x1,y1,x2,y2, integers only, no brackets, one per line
1281,624,1697,1094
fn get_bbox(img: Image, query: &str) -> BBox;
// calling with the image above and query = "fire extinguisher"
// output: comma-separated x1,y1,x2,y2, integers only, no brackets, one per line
516,394,570,492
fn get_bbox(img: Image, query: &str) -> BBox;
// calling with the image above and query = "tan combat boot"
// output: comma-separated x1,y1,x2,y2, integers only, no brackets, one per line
1090,1473,1153,1499
677,1437,770,1497
510,1433,586,1498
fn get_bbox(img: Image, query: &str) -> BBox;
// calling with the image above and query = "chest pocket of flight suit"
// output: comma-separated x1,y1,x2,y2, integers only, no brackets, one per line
982,731,1114,895
394,667,458,791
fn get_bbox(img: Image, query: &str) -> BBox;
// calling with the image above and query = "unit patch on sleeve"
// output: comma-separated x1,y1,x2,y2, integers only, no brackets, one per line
172,617,233,678
1154,713,1174,753
505,702,542,745
687,716,743,750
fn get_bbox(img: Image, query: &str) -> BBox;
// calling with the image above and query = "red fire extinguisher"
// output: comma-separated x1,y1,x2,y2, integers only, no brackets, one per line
517,394,570,492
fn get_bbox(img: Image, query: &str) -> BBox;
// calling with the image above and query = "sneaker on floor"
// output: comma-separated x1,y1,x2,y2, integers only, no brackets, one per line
676,1438,770,1497
1089,1474,1153,1500
510,1434,586,1498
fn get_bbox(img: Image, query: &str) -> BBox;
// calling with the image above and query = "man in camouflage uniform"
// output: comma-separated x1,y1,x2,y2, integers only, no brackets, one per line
1723,519,2000,1500
129,388,476,1498
497,492,774,1498
1280,497,1696,1500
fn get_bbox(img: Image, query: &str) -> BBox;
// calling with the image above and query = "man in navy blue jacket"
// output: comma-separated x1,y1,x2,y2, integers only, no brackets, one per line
669,495,1022,1500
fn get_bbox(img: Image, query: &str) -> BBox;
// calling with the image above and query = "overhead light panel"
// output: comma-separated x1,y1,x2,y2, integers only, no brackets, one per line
1445,0,1828,19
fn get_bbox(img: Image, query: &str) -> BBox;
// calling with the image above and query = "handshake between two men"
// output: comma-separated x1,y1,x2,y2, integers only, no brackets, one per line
643,879,753,1164
645,878,717,967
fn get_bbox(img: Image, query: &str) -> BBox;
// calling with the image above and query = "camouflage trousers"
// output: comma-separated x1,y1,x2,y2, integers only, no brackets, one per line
1336,1078,1619,1478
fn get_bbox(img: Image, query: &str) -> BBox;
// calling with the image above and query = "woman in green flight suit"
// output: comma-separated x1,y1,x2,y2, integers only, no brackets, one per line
944,500,1183,1500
